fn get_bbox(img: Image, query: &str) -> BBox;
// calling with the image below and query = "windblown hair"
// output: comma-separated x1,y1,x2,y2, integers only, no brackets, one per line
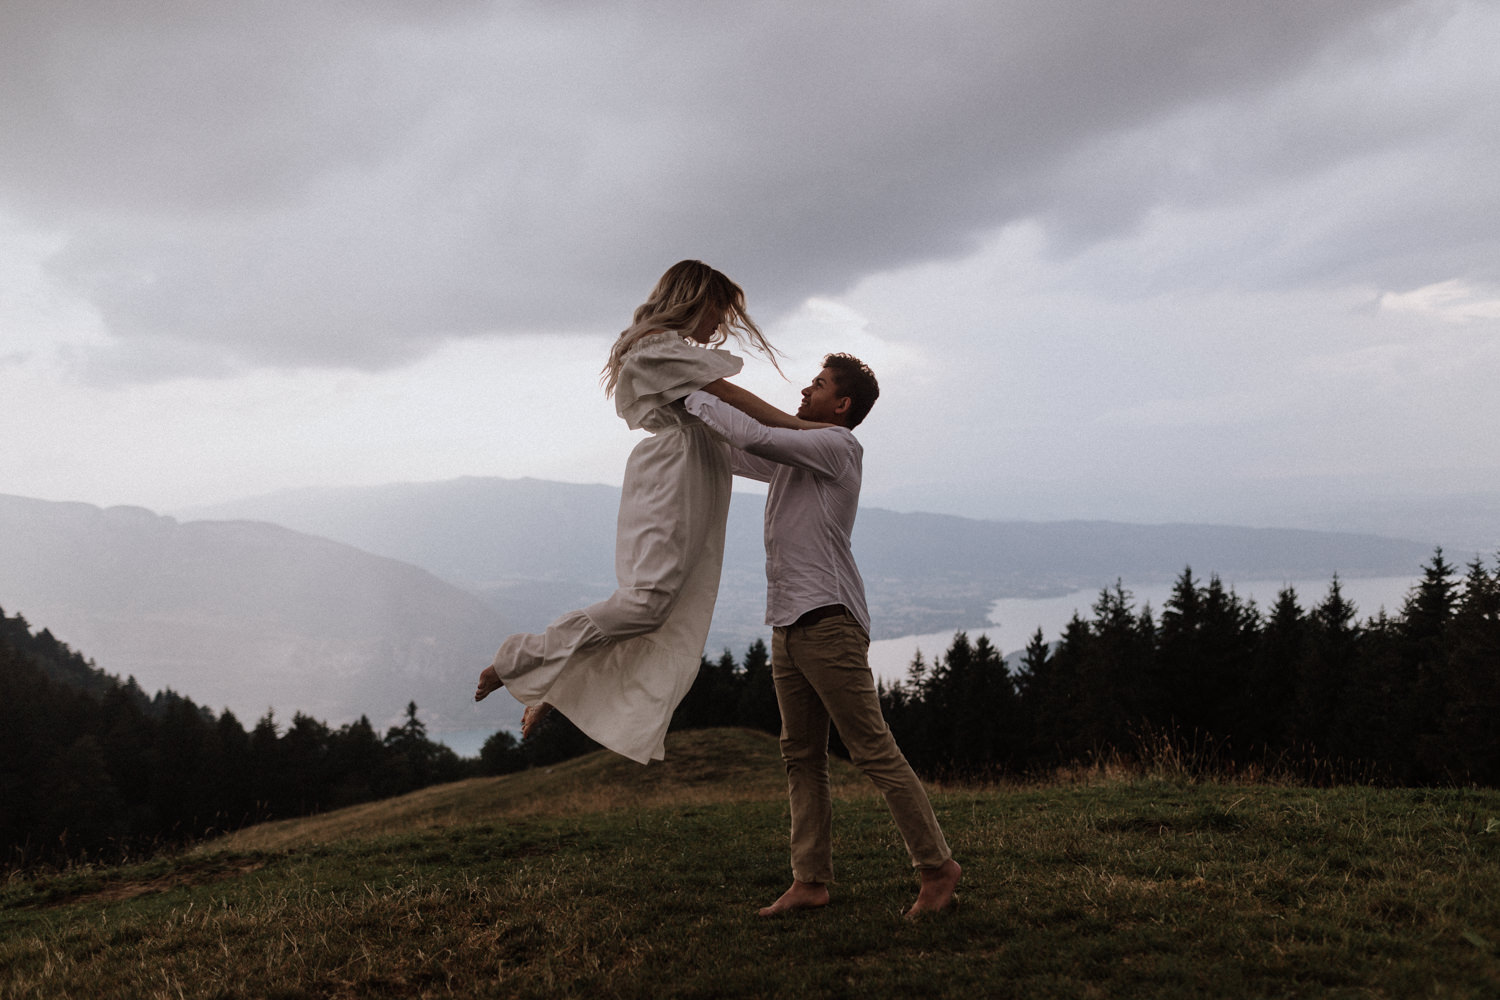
821,352,879,428
602,260,782,396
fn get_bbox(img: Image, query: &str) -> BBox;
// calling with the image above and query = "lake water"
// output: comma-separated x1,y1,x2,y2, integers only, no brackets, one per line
866,574,1421,688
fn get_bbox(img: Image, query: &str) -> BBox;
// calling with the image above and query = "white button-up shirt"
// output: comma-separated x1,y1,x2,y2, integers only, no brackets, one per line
685,390,871,634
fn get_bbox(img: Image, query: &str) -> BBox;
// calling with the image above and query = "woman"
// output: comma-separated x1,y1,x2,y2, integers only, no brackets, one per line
474,260,817,763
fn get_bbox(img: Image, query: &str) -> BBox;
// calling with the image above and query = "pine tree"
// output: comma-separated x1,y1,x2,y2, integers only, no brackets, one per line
1421,557,1500,782
919,631,973,772
283,713,334,813
883,650,936,769
1155,567,1204,730
1074,582,1152,758
385,702,437,794
966,634,1023,773
1294,577,1363,771
736,638,779,735
480,730,527,775
1197,576,1261,751
1024,613,1091,766
1245,587,1306,752
672,651,740,730
214,709,254,826
1155,568,1261,750
329,715,386,803
1403,549,1461,771
248,710,287,817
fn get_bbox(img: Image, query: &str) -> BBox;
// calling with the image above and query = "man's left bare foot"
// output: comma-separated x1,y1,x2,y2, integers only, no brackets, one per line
905,858,962,918
474,665,502,702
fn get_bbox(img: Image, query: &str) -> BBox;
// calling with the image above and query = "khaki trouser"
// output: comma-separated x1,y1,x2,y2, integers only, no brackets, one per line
771,612,952,884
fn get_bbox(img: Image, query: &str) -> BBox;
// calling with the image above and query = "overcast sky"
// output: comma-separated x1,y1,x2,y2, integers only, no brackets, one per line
3,1,1497,536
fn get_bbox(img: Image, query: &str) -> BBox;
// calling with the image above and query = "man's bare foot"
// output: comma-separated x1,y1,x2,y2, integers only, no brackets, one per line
521,703,553,739
474,665,502,702
905,858,962,918
758,880,829,917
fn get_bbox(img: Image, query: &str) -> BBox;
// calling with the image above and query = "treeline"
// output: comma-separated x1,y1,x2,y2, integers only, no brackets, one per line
880,550,1500,784
0,594,763,869
659,550,1499,787
0,608,483,869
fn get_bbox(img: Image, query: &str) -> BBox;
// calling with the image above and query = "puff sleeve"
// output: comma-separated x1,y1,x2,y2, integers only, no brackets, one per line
613,333,744,429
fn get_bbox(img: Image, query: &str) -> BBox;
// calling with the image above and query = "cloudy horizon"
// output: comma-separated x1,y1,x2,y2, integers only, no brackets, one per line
4,1,1497,547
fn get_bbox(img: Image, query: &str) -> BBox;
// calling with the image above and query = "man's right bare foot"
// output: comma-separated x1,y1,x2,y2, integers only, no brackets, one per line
474,665,502,702
757,880,829,917
521,703,553,739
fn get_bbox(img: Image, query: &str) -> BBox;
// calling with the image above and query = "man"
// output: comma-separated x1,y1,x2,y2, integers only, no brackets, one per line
686,354,962,917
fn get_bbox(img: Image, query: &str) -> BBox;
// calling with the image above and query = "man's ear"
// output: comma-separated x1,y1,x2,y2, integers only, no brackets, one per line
834,396,853,419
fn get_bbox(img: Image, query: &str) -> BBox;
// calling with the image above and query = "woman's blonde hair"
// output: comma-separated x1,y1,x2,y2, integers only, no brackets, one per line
602,260,782,396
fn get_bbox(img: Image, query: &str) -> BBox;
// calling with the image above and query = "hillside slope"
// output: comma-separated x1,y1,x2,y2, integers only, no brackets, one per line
209,727,862,853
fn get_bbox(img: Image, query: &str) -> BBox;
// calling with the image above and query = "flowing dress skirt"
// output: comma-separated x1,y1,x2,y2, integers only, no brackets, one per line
488,409,731,763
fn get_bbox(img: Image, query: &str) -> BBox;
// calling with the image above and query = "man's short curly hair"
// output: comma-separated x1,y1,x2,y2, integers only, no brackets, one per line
822,353,879,428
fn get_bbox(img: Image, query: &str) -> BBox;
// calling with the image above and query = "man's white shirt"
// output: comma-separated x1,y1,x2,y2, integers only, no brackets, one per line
684,390,871,633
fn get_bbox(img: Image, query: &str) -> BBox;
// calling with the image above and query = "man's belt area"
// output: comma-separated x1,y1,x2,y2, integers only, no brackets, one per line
791,604,850,627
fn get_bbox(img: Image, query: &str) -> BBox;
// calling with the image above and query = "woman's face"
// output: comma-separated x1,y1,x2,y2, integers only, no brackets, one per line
688,304,723,344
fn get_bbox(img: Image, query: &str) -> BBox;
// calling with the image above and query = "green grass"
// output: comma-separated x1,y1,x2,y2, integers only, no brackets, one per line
4,728,1500,999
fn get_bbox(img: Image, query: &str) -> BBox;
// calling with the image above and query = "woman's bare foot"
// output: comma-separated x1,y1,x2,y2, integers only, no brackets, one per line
757,880,829,917
521,703,553,739
474,665,502,702
905,858,962,918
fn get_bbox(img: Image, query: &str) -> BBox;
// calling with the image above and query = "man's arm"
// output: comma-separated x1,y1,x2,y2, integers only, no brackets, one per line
695,379,834,430
685,390,852,478
725,447,779,483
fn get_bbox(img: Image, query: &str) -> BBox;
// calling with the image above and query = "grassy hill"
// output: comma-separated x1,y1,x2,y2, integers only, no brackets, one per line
4,729,1500,999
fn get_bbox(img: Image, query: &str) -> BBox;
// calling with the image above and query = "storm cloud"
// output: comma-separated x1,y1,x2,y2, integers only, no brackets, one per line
6,0,1489,378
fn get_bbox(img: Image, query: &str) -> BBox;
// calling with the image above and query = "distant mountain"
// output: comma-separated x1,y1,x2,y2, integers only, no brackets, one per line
183,476,1440,648
0,494,522,748
1243,492,1500,557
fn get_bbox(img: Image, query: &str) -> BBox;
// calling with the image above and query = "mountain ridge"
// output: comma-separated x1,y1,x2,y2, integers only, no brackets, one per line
181,476,1440,648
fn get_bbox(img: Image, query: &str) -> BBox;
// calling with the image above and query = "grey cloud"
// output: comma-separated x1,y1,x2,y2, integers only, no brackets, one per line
1031,1,1500,284
3,0,1478,379
0,1,471,216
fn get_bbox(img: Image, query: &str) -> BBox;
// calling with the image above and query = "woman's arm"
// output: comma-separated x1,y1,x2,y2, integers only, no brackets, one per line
696,379,833,430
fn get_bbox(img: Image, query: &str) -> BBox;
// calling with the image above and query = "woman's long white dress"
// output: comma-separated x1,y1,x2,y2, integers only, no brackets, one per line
487,332,743,763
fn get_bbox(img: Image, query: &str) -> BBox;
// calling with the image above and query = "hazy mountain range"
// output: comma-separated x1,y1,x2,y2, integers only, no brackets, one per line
2,478,1444,753
182,477,1442,643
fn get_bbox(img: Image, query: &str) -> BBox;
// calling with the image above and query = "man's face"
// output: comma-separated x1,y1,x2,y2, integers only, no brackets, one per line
797,367,850,424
